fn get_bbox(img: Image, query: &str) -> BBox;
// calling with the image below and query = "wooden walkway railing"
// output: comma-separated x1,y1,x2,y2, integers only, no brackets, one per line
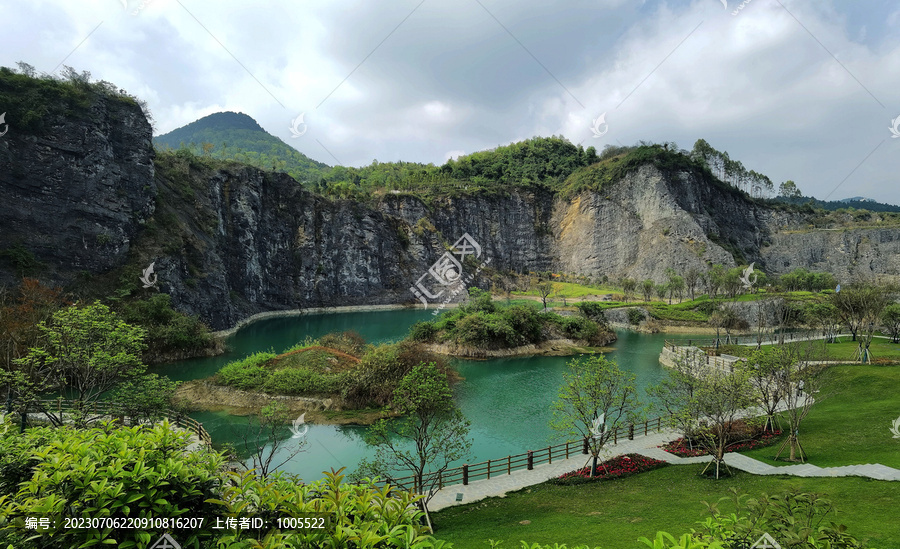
27,398,212,445
389,415,669,492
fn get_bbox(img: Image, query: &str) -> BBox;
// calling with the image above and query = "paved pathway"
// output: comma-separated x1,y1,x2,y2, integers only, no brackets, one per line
428,427,900,511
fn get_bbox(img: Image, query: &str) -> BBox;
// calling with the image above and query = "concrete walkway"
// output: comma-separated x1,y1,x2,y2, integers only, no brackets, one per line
428,427,900,511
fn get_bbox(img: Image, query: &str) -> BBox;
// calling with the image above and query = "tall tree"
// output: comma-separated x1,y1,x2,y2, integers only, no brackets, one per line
778,180,802,198
13,301,147,427
684,268,702,301
621,278,637,303
882,303,900,344
358,362,472,512
550,355,641,477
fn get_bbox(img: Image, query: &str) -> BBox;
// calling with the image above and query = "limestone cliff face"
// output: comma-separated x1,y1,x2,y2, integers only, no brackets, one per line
0,94,156,279
1,99,898,331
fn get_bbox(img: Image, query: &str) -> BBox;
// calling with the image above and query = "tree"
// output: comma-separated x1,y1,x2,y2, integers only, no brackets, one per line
240,400,307,479
770,344,827,462
805,302,841,344
358,362,472,512
550,355,641,477
108,373,181,425
621,278,637,303
684,267,702,301
830,283,891,345
13,301,147,427
742,349,788,433
641,279,654,302
535,280,554,310
706,264,726,300
778,180,802,198
882,303,900,344
650,355,756,478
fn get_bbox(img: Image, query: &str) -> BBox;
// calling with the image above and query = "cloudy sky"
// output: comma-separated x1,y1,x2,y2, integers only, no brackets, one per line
3,0,899,203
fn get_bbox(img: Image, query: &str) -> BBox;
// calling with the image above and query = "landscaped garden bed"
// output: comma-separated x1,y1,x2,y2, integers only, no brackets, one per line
550,453,668,485
661,429,782,458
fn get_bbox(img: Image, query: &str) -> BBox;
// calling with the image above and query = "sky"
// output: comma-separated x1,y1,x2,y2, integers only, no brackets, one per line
2,0,899,203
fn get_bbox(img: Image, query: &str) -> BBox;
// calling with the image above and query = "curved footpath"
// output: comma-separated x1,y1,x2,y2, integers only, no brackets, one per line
428,427,900,512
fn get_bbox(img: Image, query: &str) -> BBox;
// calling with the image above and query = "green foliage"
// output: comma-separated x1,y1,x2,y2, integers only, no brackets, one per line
13,301,147,408
1,421,224,549
341,341,450,408
454,311,519,347
627,308,646,325
576,301,607,322
409,320,438,342
778,268,837,292
116,293,215,358
0,244,44,277
357,363,472,506
260,367,342,395
882,303,900,343
108,373,180,425
216,351,277,390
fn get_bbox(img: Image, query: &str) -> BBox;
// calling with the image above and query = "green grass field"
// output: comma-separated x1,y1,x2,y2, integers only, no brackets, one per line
432,465,898,549
740,364,900,469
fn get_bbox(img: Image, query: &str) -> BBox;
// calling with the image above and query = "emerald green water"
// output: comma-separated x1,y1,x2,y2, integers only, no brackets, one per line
152,310,698,482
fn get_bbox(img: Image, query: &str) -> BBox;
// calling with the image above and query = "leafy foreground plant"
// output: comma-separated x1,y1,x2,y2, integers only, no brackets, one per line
0,419,450,549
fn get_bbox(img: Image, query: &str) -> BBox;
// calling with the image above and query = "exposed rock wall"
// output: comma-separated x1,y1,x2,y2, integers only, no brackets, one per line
1,97,898,331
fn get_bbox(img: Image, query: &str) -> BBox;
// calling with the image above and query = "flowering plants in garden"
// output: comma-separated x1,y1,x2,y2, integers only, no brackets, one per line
550,453,668,485
661,429,782,458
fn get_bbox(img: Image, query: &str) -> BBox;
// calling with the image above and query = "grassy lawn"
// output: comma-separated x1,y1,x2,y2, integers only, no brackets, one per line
512,281,620,299
740,363,900,469
432,464,898,549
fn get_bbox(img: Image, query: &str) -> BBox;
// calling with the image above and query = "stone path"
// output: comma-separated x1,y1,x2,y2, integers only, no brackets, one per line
428,427,900,511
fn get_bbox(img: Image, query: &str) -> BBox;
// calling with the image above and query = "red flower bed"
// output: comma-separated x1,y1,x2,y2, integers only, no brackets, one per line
551,453,668,485
661,429,783,458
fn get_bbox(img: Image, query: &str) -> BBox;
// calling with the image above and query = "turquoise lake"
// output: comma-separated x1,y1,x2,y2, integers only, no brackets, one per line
151,309,700,482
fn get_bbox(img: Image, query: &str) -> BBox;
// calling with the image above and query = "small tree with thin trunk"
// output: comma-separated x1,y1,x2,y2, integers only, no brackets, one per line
684,267,702,301
357,362,472,513
550,354,641,477
536,280,554,310
771,343,828,462
621,278,637,303
241,400,307,479
641,279,654,302
882,303,900,344
742,349,788,433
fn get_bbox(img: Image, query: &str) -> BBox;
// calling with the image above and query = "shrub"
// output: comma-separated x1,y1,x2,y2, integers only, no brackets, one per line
454,312,518,347
576,301,607,321
562,315,600,342
628,308,646,325
216,351,276,390
500,304,543,344
409,320,437,342
317,330,366,356
551,454,668,485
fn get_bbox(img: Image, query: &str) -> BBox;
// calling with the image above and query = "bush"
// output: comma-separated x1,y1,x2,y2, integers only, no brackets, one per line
454,312,518,347
409,320,437,342
216,351,276,390
628,308,646,325
1,421,224,548
500,305,543,344
117,293,214,357
576,301,607,321
551,454,668,485
342,342,449,408
562,315,600,342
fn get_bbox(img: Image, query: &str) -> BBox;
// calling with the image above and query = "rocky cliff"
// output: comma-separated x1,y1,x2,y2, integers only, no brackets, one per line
1,93,898,331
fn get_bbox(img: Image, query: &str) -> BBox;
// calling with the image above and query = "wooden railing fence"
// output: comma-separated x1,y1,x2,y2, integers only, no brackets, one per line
388,415,669,492
26,398,212,445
